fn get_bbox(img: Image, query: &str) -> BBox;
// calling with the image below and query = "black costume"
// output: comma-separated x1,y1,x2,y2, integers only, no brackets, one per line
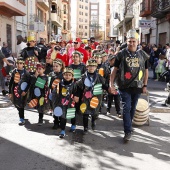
9,68,30,119
52,78,77,131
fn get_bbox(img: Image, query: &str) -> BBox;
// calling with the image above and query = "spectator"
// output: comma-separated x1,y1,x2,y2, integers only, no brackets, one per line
1,42,11,58
16,35,27,58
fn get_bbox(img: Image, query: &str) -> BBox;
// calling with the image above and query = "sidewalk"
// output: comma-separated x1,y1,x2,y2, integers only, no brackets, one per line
0,86,12,108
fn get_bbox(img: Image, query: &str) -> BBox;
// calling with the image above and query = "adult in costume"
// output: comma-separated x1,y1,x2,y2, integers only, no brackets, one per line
20,36,40,74
68,38,88,65
109,29,149,142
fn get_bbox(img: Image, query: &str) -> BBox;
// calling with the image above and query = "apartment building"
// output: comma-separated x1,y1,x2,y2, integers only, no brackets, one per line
105,0,110,41
89,0,99,39
61,0,71,40
109,0,141,43
0,0,26,51
140,0,170,45
75,0,90,39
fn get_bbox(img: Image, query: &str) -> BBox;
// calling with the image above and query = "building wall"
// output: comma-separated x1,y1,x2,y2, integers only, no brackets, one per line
76,0,90,39
105,0,110,40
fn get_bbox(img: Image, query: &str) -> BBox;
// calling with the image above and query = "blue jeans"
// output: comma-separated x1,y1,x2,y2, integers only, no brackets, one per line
119,90,141,134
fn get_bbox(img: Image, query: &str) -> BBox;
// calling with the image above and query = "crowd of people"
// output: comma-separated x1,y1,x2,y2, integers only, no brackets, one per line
0,29,170,142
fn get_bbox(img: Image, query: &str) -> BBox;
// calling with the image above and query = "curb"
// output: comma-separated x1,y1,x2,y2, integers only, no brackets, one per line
0,100,12,108
150,107,170,113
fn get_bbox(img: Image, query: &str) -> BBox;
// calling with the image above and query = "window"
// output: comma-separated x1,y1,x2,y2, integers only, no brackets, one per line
85,13,88,16
51,4,57,13
63,20,66,30
79,18,81,22
85,19,87,23
82,12,83,15
85,6,88,10
85,32,87,36
37,8,43,22
79,11,81,15
63,5,67,14
85,26,87,29
79,5,81,8
85,0,88,2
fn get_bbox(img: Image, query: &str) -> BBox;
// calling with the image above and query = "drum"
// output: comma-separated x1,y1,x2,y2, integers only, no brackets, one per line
133,93,150,126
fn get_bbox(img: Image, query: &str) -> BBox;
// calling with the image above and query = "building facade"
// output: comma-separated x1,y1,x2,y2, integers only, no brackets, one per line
140,0,170,45
75,0,90,39
89,0,99,39
0,0,27,51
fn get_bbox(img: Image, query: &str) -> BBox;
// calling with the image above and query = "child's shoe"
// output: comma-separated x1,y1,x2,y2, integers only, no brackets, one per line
91,121,96,130
38,119,43,126
70,125,76,132
18,118,25,126
83,127,88,135
52,124,59,130
59,130,65,138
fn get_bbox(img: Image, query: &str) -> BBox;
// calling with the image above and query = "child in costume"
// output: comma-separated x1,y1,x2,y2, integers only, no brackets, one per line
107,54,121,117
9,57,30,125
76,59,108,134
69,51,87,115
94,52,110,113
49,59,64,129
52,67,78,138
69,51,86,80
28,62,49,125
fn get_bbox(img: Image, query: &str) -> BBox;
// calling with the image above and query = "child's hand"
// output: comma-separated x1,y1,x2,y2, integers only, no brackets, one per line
35,70,39,77
34,50,38,56
21,91,26,96
74,96,79,103
8,94,12,99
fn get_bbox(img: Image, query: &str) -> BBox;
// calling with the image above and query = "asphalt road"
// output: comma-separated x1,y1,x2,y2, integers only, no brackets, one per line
0,105,170,170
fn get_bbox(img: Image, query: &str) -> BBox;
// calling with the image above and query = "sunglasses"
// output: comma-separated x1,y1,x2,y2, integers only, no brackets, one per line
74,42,78,44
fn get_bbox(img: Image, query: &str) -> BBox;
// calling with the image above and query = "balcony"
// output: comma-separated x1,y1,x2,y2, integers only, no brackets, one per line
37,0,49,11
161,0,170,12
62,0,69,3
151,0,166,18
51,13,62,27
140,0,151,17
0,0,26,17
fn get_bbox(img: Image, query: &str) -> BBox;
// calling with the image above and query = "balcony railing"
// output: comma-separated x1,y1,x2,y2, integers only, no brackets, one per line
161,0,170,12
151,0,165,18
140,0,151,17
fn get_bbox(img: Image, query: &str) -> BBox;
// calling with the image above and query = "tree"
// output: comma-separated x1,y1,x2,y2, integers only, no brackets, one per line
122,0,137,42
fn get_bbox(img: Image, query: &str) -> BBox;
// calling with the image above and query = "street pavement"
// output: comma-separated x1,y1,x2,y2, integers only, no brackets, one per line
0,71,170,170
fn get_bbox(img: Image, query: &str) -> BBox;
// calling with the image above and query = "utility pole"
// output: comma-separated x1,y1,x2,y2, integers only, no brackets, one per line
48,0,52,42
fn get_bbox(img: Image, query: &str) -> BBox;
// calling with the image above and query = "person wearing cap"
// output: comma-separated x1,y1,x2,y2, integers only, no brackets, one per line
48,59,65,129
8,57,30,125
109,29,149,142
28,62,49,126
68,37,88,65
69,51,86,118
75,59,109,134
20,36,40,74
107,54,121,117
51,67,79,138
37,38,48,63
